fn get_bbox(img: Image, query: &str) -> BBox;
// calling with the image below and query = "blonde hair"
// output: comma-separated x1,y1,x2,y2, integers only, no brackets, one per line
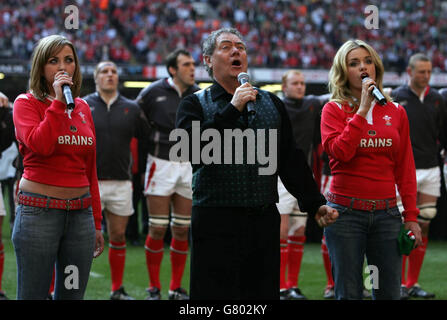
281,70,303,86
328,39,391,111
29,35,82,101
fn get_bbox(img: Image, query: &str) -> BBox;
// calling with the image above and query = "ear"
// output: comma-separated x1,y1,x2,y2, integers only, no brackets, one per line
168,66,177,77
204,55,212,69
406,66,412,78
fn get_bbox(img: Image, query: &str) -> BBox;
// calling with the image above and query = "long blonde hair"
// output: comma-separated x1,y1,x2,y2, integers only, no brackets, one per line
328,39,391,110
29,35,82,101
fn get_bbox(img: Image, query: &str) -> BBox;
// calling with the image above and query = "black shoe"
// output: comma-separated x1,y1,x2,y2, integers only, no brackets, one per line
146,287,161,300
288,287,307,300
323,286,335,299
408,285,435,299
0,291,9,300
168,287,189,300
279,289,290,300
400,286,410,300
110,286,135,300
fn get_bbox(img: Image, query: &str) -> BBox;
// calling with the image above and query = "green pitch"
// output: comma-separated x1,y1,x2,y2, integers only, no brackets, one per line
2,217,447,300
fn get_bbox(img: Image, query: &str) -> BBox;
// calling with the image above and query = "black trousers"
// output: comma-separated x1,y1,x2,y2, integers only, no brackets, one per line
189,204,280,300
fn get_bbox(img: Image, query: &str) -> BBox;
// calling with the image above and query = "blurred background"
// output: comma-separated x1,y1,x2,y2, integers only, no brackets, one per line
2,0,447,97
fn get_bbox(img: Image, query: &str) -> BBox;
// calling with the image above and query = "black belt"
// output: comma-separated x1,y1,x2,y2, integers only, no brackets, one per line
244,204,273,213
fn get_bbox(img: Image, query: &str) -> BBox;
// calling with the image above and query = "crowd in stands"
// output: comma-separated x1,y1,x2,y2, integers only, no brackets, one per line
1,0,447,73
0,0,131,63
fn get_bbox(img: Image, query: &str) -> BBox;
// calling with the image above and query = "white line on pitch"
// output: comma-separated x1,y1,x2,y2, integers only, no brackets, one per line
89,271,104,278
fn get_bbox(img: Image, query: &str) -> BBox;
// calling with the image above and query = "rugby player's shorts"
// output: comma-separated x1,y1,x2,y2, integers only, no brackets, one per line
98,180,134,216
276,177,307,217
144,155,192,200
416,166,441,197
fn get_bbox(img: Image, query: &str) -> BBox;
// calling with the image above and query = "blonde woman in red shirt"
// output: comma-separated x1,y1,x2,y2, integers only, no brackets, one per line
12,35,104,300
320,39,422,300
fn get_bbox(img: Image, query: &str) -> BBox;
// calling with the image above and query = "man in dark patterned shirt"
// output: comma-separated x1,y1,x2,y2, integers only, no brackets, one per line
176,28,338,300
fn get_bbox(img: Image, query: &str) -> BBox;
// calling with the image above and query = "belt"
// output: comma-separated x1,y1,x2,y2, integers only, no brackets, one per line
326,191,396,212
244,204,273,214
18,193,92,211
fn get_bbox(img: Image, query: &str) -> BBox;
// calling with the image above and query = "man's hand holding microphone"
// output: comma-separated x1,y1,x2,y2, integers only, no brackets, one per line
231,72,257,114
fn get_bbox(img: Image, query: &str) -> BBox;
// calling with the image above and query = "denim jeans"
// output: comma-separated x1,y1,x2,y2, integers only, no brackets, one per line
12,191,96,300
324,201,402,300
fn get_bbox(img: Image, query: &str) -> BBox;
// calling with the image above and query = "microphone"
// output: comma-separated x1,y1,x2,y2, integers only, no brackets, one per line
237,72,256,115
361,75,387,105
63,84,75,110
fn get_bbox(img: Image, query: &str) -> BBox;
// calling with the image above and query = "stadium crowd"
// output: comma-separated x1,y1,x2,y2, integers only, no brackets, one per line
0,0,131,63
1,0,447,73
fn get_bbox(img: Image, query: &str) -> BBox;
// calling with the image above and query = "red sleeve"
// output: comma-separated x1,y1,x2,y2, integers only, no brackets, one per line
13,95,66,155
394,106,419,222
83,103,102,230
320,102,366,162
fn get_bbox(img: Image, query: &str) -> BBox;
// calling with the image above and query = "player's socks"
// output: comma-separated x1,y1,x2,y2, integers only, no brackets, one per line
406,236,428,288
287,235,305,288
109,241,127,291
169,238,189,290
0,243,4,291
279,239,288,290
401,254,408,286
144,235,164,289
321,237,334,287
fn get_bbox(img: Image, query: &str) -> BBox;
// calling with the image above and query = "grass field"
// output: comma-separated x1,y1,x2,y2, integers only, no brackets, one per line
2,215,447,300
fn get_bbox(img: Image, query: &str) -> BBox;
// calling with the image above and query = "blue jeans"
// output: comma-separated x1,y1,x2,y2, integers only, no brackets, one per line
12,192,96,300
324,201,402,300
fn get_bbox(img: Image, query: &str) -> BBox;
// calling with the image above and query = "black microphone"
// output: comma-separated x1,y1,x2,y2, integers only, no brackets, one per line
361,75,386,105
237,72,256,115
63,84,75,110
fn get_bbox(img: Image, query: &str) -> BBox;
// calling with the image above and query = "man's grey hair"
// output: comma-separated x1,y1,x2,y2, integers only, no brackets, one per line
408,53,431,69
202,27,245,78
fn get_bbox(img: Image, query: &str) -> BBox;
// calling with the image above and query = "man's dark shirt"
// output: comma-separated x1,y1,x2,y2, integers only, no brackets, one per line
136,78,200,160
84,92,151,180
282,95,325,165
0,106,15,158
392,85,447,169
176,82,326,216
